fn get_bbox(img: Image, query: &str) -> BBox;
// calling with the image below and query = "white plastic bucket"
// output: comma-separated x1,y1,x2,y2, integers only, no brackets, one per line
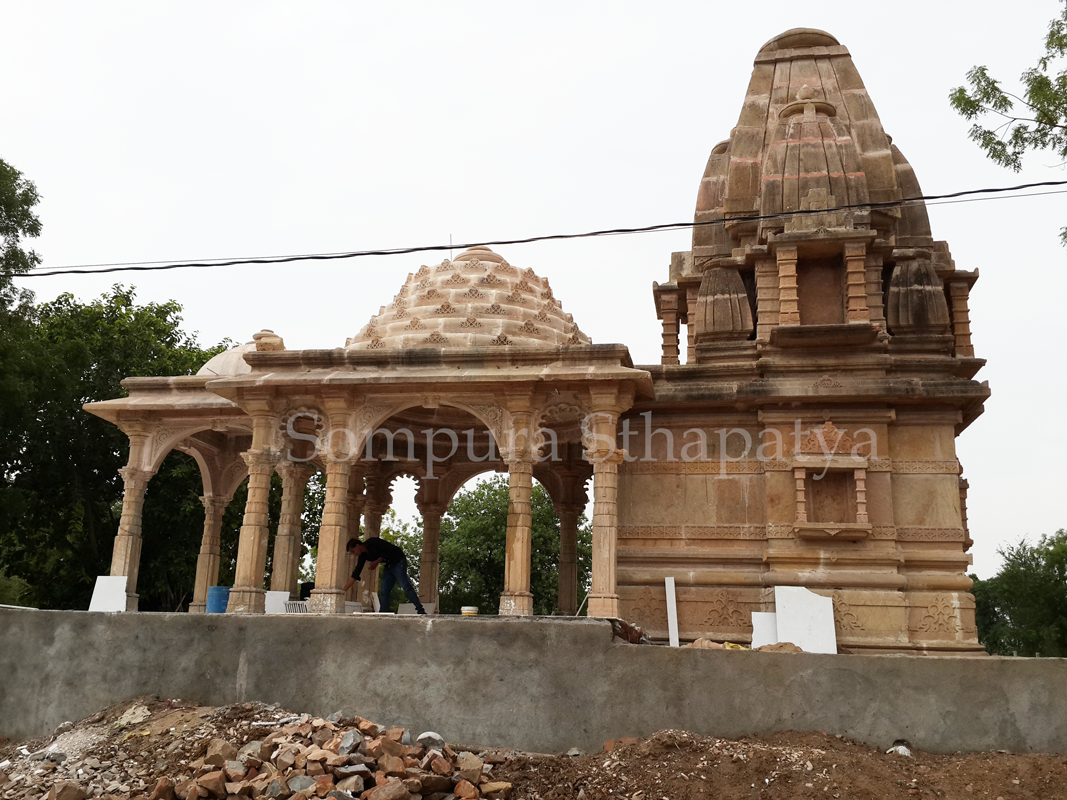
461,606,479,616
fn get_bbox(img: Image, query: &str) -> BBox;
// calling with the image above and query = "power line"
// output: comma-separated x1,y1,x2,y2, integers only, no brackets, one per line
17,179,1067,279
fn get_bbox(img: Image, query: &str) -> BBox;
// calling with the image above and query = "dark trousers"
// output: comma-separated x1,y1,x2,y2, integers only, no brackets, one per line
379,558,424,614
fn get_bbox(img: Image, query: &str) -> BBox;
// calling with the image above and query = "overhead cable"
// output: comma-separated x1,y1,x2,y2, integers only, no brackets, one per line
18,179,1067,278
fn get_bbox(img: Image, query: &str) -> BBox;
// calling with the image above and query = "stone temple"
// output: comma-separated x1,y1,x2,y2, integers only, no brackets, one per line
86,28,988,654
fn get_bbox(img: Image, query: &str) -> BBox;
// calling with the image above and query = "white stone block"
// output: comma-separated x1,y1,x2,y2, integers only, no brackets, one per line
88,576,128,612
665,577,679,647
264,591,290,615
751,611,779,648
773,586,837,654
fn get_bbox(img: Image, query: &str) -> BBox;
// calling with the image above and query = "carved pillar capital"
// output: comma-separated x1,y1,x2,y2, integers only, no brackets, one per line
118,466,154,493
242,449,281,472
200,494,230,516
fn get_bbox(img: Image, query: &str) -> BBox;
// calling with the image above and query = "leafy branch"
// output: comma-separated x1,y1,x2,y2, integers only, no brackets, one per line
949,8,1067,245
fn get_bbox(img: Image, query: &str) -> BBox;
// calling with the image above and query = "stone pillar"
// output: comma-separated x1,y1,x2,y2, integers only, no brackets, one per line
189,494,229,613
854,468,868,524
948,280,975,357
556,502,583,615
658,291,681,365
270,461,312,598
500,458,534,616
309,459,351,614
344,466,367,602
844,242,871,322
794,468,808,523
358,472,392,609
109,465,153,612
685,284,699,363
587,453,622,618
776,246,800,325
227,449,279,613
754,257,779,341
418,504,445,608
864,252,886,326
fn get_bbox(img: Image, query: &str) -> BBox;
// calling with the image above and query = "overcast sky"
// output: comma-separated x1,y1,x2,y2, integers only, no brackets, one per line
5,1,1065,578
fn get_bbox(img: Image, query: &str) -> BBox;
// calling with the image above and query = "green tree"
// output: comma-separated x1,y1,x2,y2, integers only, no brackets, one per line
0,286,227,610
0,158,41,313
436,475,592,615
950,7,1067,245
971,529,1067,656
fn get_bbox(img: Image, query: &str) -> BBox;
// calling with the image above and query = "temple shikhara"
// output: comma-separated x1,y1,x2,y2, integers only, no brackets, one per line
86,28,988,654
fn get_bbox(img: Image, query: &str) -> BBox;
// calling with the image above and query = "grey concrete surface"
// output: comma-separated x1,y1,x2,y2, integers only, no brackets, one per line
2,608,1066,754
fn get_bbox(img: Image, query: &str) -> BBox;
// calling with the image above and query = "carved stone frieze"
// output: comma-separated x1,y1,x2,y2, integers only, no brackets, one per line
626,586,667,630
618,525,766,540
799,421,854,454
897,528,967,541
832,592,863,633
623,460,765,474
892,460,961,475
693,589,749,630
912,593,960,633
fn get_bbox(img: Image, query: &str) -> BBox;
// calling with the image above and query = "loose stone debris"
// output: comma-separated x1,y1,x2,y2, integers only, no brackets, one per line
2,700,1066,800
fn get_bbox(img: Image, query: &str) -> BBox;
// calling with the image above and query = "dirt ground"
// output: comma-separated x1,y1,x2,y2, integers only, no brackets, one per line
2,699,1066,800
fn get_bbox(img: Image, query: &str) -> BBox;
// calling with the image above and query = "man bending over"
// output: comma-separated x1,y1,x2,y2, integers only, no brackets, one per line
342,537,426,615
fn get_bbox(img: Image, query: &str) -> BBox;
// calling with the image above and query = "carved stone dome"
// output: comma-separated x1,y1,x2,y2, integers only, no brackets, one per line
196,341,254,376
345,246,592,350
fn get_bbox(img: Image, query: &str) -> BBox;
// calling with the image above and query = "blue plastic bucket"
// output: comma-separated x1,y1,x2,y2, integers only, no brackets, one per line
206,586,230,614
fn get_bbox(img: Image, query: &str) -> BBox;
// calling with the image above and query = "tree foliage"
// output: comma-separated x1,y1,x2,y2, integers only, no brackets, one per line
436,475,591,615
971,529,1067,656
0,286,227,610
0,158,41,313
949,7,1067,244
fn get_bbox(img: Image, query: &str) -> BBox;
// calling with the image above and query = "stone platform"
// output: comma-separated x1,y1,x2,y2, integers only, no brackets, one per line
2,608,1065,754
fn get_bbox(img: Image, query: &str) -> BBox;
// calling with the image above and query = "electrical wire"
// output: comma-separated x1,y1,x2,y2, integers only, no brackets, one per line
17,179,1067,279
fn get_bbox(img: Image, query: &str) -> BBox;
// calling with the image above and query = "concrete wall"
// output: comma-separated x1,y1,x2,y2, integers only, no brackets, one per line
2,608,1066,754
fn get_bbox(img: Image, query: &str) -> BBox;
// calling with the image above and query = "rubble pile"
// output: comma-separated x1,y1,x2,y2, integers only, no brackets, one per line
3,700,1066,799
0,701,514,800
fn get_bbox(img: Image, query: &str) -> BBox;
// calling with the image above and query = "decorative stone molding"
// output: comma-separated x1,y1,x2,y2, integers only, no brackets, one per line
896,528,967,541
766,523,794,538
799,421,854,454
622,460,765,474
892,460,961,475
832,592,863,633
695,589,750,629
912,593,961,633
627,586,667,630
812,375,843,388
618,525,766,540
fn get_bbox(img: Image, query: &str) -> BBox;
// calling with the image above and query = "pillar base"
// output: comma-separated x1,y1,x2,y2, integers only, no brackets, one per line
499,592,533,617
124,593,139,613
309,589,347,614
188,602,206,614
587,593,619,619
227,588,265,614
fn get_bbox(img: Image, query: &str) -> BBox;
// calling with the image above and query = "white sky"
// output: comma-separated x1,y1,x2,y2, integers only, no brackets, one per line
5,1,1065,578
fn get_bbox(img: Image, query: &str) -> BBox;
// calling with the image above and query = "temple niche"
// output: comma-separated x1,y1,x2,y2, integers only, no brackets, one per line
86,28,987,655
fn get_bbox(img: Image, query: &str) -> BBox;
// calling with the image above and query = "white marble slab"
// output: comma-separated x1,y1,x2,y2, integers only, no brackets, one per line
751,611,779,648
774,586,837,654
88,576,127,612
665,577,679,647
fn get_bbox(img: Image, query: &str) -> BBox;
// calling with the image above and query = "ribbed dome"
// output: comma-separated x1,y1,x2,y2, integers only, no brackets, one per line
345,247,592,350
